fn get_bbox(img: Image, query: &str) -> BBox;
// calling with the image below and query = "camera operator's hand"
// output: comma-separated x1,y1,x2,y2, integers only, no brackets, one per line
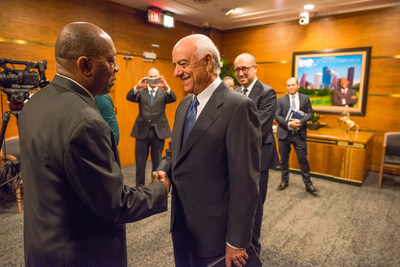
135,77,148,89
151,171,171,196
157,75,170,90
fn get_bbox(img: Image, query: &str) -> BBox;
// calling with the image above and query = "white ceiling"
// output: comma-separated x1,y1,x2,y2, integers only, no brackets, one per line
109,0,400,30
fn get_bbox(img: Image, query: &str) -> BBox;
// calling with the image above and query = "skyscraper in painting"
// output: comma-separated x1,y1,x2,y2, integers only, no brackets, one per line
347,67,355,86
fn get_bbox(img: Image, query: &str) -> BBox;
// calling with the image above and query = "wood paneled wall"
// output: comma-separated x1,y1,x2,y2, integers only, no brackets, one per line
1,0,399,172
221,7,400,173
0,0,217,167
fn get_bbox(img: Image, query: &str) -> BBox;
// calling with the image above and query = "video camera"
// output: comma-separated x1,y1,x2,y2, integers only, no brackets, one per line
0,58,49,111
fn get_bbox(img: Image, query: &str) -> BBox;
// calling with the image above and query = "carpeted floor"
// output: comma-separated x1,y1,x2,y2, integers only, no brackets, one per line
1,165,399,267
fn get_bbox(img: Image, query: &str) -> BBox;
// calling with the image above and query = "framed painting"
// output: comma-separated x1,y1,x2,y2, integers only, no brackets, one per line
292,47,371,116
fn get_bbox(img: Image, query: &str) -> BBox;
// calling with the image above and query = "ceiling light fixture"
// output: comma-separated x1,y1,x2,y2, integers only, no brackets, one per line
304,4,315,10
225,8,235,16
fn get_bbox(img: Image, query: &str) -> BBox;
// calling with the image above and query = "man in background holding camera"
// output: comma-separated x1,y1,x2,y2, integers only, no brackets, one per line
127,68,176,187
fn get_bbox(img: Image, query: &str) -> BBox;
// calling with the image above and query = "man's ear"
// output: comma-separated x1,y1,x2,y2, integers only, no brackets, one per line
77,56,93,77
204,54,213,72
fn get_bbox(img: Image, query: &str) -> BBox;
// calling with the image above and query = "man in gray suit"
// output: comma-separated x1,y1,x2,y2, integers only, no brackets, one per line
19,22,170,266
127,68,176,186
275,77,318,193
156,34,261,266
234,53,278,255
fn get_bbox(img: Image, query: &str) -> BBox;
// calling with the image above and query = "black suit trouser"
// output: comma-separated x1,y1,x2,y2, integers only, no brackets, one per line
135,127,165,186
278,132,312,186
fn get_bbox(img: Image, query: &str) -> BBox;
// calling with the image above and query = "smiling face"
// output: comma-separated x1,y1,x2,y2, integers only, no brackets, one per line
286,77,299,95
340,78,349,89
234,54,257,88
172,37,213,95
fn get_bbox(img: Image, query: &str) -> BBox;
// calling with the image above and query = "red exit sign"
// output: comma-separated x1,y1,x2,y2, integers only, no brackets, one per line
148,8,162,25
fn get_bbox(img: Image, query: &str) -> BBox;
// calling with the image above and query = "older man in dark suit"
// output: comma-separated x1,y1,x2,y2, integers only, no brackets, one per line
127,68,176,186
275,77,318,193
156,34,261,267
19,22,170,267
234,53,278,255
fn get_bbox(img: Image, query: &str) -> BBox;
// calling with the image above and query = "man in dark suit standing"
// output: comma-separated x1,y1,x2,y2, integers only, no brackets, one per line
234,53,278,255
19,22,170,267
127,68,176,186
275,77,318,193
156,34,262,267
331,77,358,107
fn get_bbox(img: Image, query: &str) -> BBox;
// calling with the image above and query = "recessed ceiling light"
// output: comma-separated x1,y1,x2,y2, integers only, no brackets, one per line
304,4,315,10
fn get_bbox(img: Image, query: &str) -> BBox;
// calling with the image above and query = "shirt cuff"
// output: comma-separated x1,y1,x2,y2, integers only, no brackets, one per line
226,242,240,249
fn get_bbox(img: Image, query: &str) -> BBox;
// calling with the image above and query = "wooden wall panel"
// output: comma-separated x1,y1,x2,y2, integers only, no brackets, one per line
0,0,202,166
114,55,183,167
222,7,400,173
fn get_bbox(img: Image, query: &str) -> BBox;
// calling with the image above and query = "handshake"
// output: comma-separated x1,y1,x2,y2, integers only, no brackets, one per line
151,171,171,195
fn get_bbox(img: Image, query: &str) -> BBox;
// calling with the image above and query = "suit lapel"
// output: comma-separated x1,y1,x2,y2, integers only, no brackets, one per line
248,80,262,103
176,83,226,164
173,96,192,157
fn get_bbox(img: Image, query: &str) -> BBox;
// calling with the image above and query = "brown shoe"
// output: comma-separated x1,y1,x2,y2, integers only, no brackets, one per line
306,185,318,193
278,182,288,191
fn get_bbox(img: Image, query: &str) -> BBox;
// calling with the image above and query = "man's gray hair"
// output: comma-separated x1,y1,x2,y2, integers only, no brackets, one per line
177,34,221,75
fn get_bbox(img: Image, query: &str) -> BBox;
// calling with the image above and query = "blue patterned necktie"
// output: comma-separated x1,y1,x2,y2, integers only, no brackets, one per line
291,95,296,109
150,89,155,104
182,96,199,146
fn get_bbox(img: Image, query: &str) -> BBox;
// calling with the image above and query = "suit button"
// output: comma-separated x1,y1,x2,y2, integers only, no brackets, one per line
175,176,180,182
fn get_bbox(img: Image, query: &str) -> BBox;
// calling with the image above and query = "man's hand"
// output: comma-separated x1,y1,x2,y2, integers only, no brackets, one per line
225,245,248,267
151,171,171,195
135,77,148,89
289,118,301,129
157,75,170,90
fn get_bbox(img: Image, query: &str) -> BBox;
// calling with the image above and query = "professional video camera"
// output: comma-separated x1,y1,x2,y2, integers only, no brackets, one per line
0,58,49,111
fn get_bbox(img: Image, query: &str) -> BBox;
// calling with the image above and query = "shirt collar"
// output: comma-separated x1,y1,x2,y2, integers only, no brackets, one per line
242,77,258,95
56,74,94,99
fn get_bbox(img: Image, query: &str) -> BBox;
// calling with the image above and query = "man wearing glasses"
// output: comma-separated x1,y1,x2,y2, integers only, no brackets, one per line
234,53,278,255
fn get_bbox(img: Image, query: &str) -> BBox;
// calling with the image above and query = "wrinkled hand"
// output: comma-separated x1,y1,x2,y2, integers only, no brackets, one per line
151,171,171,195
225,245,248,267
289,118,301,129
157,75,169,90
135,77,148,89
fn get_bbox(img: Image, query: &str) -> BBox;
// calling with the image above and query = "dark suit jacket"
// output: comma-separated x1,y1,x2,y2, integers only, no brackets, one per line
236,80,278,171
19,75,168,267
127,87,176,140
157,82,261,257
331,88,358,107
275,93,314,140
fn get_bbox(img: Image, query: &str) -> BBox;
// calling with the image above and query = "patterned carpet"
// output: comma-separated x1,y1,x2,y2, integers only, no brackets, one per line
1,165,399,267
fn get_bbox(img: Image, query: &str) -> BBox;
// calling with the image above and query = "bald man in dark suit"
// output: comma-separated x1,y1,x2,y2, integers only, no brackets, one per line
275,77,317,193
234,52,278,255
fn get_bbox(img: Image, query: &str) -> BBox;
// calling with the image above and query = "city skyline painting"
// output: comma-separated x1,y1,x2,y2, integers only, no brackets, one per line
292,47,371,116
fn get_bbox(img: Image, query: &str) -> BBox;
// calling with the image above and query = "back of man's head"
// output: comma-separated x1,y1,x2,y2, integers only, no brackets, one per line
55,22,107,67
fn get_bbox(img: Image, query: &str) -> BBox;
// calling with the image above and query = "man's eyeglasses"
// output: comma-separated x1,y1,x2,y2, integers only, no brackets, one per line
235,65,254,74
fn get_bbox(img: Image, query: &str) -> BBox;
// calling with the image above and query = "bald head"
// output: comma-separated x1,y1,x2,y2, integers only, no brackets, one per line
147,67,160,77
55,22,112,66
55,22,118,96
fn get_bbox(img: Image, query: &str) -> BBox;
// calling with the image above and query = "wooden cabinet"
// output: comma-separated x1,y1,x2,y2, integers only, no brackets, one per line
278,128,374,185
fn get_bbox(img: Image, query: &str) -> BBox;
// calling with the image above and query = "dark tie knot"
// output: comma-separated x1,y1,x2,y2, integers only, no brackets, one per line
191,96,199,108
243,88,248,95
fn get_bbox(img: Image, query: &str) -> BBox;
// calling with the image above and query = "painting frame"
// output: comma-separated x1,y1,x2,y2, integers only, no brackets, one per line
292,47,371,116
